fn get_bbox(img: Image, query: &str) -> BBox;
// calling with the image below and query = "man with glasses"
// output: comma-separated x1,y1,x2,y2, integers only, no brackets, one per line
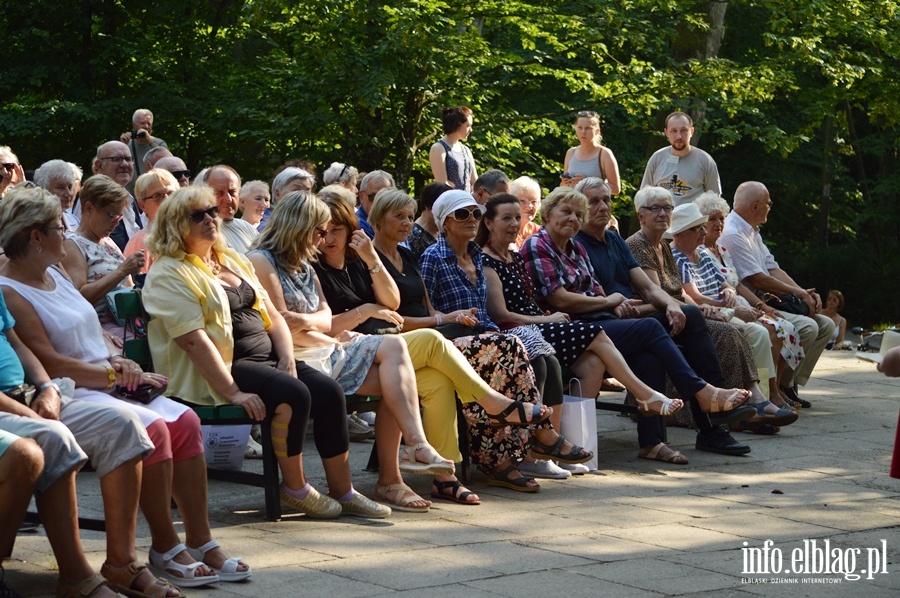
197,165,258,253
92,141,141,251
641,111,721,206
719,181,834,408
154,156,191,188
356,170,395,238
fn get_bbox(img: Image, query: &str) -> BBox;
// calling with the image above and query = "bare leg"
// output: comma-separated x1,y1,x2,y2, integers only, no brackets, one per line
141,459,214,576
0,438,42,559
369,402,430,510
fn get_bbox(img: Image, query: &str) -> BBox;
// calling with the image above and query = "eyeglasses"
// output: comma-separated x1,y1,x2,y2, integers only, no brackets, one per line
105,209,126,222
43,225,66,234
640,205,674,213
189,206,220,223
2,163,16,171
315,227,328,239
690,224,707,233
143,189,174,203
99,156,133,164
449,207,483,222
170,169,191,180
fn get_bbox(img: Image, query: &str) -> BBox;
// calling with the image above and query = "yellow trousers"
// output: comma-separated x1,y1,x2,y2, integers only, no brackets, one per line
400,329,492,462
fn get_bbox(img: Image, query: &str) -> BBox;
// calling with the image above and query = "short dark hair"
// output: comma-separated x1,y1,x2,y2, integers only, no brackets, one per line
665,111,693,128
441,106,473,135
419,182,452,212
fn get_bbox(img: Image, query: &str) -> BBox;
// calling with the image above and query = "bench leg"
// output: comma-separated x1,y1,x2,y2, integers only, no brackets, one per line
456,400,470,484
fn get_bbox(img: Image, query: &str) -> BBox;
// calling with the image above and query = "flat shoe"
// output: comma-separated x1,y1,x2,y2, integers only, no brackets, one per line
57,574,116,598
148,544,219,588
518,459,571,479
398,443,455,476
707,404,756,426
696,428,751,456
530,433,592,465
279,485,342,519
185,540,251,582
339,492,392,518
375,482,431,512
430,479,481,505
101,560,184,598
750,401,798,427
485,463,539,493
638,442,689,464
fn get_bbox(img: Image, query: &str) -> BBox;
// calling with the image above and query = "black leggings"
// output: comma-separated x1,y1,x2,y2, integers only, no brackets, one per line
231,360,349,459
530,354,564,407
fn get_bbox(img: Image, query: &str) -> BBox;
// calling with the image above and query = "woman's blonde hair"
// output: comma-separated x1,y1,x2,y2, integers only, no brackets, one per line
540,186,587,224
0,186,62,260
252,191,330,271
369,189,416,232
145,186,227,259
80,174,129,211
135,169,178,202
318,184,357,209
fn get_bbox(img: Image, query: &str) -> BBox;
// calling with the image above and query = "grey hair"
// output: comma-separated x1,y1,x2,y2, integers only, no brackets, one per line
0,146,18,163
318,184,357,208
575,177,610,196
271,167,316,199
509,176,541,198
322,162,358,186
34,159,75,189
359,170,395,193
473,169,510,194
67,162,83,183
143,146,171,170
694,192,731,217
634,186,673,211
132,108,153,126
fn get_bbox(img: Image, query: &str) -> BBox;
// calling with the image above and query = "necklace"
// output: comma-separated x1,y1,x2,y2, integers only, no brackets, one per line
485,240,511,263
204,255,221,275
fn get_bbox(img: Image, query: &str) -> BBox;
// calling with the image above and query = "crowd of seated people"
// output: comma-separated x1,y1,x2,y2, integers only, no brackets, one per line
0,107,838,594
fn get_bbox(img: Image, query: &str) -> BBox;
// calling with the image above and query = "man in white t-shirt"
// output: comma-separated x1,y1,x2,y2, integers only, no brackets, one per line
641,112,721,206
198,165,259,254
718,181,834,407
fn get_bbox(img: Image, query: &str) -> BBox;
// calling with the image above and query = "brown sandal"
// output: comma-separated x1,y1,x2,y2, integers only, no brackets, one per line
101,561,183,598
638,442,689,465
57,574,115,598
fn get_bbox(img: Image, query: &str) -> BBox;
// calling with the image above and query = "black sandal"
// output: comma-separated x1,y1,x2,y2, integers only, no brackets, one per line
485,463,539,493
530,434,592,465
431,480,481,505
485,401,549,428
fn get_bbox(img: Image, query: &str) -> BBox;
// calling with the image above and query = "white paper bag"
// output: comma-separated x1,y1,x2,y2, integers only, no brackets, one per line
202,424,251,471
559,380,599,471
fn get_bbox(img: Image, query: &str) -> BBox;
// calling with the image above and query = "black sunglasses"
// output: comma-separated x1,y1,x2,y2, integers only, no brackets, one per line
171,169,191,180
189,206,220,223
449,207,483,222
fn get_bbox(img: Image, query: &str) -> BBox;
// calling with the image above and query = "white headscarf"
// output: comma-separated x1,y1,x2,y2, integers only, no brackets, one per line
432,190,486,231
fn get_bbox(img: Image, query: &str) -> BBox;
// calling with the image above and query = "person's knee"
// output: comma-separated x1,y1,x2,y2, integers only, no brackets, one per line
4,438,44,484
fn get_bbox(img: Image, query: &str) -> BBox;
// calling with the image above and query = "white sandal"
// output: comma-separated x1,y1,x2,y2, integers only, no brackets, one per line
636,391,683,416
186,540,252,582
398,442,455,476
148,543,219,587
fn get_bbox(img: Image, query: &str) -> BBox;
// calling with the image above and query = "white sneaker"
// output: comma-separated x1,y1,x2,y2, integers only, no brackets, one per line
245,436,264,459
357,411,376,426
557,461,589,475
518,459,571,479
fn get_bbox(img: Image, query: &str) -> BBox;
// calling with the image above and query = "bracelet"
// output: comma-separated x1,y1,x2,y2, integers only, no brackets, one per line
356,307,362,324
435,313,443,325
105,366,117,390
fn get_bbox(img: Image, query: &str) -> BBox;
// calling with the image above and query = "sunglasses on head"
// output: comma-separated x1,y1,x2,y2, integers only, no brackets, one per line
449,207,483,222
189,206,220,223
171,169,191,180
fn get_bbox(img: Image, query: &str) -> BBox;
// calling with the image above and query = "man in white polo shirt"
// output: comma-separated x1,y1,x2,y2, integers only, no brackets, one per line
718,181,834,407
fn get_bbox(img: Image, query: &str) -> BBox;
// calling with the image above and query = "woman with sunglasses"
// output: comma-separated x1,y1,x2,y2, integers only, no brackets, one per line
418,190,593,486
143,186,392,521
61,175,146,336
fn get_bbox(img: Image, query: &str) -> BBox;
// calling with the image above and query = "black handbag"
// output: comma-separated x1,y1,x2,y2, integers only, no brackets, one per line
354,317,403,336
762,292,810,316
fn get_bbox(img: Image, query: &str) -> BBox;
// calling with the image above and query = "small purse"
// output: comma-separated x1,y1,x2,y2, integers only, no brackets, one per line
111,382,167,405
6,383,36,407
761,292,810,316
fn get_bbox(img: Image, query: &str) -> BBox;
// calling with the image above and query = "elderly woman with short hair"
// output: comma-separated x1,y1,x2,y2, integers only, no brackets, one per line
124,169,180,276
34,159,80,231
0,186,248,594
143,186,391,520
509,176,542,248
0,146,25,199
322,162,359,194
238,180,270,229
61,175,146,335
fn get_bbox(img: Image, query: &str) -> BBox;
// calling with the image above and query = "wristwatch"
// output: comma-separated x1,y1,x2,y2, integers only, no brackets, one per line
369,263,383,274
37,381,61,396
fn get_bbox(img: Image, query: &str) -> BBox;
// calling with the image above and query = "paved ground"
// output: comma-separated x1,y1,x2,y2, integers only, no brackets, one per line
6,350,900,597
